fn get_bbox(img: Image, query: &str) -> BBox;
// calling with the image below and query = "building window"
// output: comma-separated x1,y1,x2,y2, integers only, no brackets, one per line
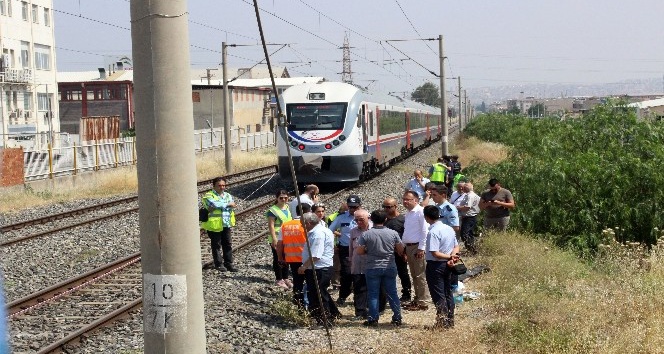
37,93,49,111
21,1,27,20
34,44,50,70
43,7,50,26
1,0,5,16
20,41,30,68
24,92,32,110
31,4,37,23
6,0,10,16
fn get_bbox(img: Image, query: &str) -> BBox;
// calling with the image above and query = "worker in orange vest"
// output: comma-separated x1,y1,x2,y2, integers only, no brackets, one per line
277,203,311,308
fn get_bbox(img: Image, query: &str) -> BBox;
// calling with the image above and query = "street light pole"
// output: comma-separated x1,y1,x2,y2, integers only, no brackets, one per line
439,34,448,157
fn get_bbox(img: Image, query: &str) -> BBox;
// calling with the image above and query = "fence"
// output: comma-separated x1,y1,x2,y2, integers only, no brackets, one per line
22,128,276,181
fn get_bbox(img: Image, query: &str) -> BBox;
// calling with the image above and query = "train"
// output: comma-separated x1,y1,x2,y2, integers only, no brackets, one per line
277,81,457,183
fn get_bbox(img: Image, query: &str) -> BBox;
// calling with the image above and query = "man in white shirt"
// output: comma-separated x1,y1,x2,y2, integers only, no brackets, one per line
449,181,466,208
458,182,481,254
289,184,319,218
400,190,430,311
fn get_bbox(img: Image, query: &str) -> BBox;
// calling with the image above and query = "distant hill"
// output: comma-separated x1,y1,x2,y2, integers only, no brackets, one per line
466,77,664,105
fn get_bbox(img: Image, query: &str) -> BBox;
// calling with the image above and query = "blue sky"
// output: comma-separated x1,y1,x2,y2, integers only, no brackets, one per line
54,0,664,93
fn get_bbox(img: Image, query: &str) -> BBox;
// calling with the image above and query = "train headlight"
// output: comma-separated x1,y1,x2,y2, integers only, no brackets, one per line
339,135,346,141
332,140,340,146
324,144,332,149
298,144,306,150
287,137,293,142
290,141,298,147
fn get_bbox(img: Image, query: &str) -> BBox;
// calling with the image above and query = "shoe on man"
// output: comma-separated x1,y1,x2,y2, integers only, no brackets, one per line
275,280,289,289
390,319,403,326
399,294,411,302
214,265,227,272
336,297,346,306
403,303,428,311
362,320,378,327
225,265,238,272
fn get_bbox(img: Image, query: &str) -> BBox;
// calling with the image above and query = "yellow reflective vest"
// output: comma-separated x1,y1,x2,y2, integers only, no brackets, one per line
430,162,447,183
200,191,236,232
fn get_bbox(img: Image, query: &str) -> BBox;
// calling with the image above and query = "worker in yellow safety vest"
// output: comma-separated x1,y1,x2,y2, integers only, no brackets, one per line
266,189,293,289
428,156,450,186
201,177,237,272
277,203,311,307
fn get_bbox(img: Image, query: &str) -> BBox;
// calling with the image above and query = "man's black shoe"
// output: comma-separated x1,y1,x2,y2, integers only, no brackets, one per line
336,297,346,306
214,265,227,272
362,320,378,327
390,319,403,326
399,295,411,302
226,265,238,272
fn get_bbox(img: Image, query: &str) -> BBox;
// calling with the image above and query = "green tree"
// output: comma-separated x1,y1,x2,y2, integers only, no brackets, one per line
411,82,440,107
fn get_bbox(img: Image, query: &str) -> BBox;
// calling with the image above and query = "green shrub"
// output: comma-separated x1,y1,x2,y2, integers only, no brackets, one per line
464,101,664,252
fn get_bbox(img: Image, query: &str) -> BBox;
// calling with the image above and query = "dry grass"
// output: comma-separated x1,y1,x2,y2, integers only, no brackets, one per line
453,134,509,167
300,230,664,354
0,148,277,214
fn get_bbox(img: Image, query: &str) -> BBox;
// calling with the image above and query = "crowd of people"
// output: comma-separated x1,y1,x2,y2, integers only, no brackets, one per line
199,154,516,329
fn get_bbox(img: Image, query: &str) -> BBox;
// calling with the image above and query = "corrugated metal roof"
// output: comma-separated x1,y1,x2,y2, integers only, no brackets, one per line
57,70,134,83
628,97,664,109
191,77,324,88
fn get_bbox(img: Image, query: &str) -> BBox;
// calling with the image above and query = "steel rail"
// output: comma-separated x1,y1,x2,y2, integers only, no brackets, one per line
1,165,277,233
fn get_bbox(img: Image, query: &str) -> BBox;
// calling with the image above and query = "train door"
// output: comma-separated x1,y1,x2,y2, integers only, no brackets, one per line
375,107,381,162
360,104,368,153
405,110,411,150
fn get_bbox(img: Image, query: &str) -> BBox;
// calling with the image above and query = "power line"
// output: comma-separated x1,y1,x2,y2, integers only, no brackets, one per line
393,0,437,56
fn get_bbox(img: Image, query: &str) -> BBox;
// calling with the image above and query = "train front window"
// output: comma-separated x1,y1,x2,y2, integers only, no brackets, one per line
286,103,347,130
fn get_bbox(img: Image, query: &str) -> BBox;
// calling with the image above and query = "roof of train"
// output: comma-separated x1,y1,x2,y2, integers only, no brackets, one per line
282,81,441,113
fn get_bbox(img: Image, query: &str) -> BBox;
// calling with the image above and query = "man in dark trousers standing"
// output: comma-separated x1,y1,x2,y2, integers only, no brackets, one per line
382,197,412,302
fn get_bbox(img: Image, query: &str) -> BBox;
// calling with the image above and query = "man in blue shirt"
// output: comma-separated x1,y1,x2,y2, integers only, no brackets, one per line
429,185,460,235
328,194,362,306
423,205,459,329
298,212,340,326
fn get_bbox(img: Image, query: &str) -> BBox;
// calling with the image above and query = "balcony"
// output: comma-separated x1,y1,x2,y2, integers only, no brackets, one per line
0,68,33,84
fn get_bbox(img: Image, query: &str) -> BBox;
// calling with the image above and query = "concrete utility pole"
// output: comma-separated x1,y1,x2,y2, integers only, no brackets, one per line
439,34,448,156
464,90,469,124
457,76,462,131
222,42,232,173
130,1,206,353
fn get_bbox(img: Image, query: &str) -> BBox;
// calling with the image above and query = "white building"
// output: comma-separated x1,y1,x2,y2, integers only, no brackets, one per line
0,0,58,149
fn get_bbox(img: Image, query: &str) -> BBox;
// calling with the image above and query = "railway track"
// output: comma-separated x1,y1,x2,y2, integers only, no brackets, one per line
6,128,462,352
0,165,278,247
6,186,351,353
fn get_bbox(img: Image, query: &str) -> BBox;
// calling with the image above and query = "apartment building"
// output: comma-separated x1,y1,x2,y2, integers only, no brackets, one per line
0,0,58,149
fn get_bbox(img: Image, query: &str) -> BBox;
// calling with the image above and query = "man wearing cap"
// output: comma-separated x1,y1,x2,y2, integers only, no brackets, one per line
480,178,515,231
401,190,430,311
328,194,364,306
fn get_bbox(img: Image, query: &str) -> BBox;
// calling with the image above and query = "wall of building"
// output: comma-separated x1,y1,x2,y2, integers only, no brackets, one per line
232,88,269,132
0,147,24,186
0,0,59,148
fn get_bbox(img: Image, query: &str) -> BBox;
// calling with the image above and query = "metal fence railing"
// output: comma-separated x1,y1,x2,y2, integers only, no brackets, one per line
22,128,276,181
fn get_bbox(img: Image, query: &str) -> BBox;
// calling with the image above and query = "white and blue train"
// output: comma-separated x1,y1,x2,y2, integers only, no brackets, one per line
277,81,452,183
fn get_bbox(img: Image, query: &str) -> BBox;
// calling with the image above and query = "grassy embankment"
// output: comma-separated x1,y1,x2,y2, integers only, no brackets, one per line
297,134,664,353
0,147,276,213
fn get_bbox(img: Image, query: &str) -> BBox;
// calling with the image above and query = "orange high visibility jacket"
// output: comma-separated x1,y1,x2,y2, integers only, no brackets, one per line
281,219,306,263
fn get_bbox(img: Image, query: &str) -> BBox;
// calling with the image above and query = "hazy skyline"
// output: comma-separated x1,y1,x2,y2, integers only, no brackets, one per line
54,0,664,95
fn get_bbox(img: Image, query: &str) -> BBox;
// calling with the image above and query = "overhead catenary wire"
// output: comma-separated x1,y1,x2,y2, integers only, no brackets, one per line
393,0,438,56
250,0,334,348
